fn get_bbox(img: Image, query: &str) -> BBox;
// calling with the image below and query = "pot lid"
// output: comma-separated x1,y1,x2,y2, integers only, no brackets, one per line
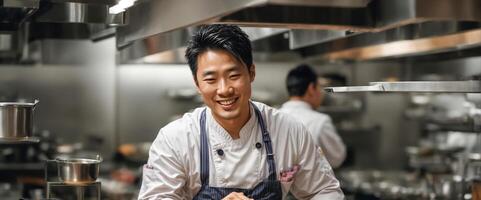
0,137,40,144
0,99,39,107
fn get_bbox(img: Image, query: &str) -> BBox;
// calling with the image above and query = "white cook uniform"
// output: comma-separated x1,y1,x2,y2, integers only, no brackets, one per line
139,101,344,200
280,100,347,168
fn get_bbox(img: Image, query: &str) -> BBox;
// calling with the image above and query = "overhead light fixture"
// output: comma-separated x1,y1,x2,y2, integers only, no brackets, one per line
109,0,137,14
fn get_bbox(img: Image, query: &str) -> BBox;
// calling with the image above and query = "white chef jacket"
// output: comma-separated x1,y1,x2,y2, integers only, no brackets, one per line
280,100,347,168
139,101,344,200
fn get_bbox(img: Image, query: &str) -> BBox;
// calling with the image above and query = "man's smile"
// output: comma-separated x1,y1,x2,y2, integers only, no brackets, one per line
217,97,239,110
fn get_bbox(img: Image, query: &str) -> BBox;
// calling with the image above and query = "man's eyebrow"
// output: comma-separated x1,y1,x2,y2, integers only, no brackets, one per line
200,65,241,77
226,65,241,73
201,70,215,77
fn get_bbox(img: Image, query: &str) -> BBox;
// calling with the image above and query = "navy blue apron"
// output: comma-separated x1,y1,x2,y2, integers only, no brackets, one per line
193,103,283,200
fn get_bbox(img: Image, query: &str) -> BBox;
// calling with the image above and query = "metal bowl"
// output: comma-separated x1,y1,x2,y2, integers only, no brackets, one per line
56,156,102,184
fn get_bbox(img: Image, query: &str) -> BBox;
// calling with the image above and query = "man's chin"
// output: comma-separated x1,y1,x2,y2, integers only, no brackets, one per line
213,110,240,121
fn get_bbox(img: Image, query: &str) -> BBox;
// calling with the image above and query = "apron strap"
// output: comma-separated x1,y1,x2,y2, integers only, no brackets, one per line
251,103,278,181
199,109,209,185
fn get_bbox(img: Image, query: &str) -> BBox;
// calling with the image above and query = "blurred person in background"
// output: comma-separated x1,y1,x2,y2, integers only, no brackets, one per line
280,64,346,168
138,25,344,200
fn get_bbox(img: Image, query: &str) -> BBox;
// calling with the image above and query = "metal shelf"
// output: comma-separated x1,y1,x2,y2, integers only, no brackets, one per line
325,80,481,93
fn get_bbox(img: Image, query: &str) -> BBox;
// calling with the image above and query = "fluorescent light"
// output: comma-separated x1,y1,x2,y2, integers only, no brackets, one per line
109,0,137,14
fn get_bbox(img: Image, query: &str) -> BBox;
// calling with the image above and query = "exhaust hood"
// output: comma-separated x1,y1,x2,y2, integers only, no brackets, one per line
0,0,127,63
116,0,481,64
116,0,373,48
1,0,39,31
295,21,481,61
1,0,125,31
118,27,292,64
2,0,481,63
116,0,373,63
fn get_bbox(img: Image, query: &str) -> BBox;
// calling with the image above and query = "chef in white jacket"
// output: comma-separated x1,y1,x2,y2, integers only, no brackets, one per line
139,25,344,200
280,64,347,168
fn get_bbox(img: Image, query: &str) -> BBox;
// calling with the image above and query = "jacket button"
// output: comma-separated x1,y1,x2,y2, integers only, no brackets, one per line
255,142,262,149
216,149,224,156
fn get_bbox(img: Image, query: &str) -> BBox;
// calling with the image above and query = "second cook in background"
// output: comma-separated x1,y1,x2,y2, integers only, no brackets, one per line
280,64,347,168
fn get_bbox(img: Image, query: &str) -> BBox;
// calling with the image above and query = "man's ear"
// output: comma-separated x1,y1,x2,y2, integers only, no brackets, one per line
193,78,201,94
249,64,256,82
307,82,317,96
196,84,202,94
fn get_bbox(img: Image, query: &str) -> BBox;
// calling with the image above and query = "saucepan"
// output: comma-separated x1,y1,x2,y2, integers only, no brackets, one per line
0,99,39,143
55,155,102,184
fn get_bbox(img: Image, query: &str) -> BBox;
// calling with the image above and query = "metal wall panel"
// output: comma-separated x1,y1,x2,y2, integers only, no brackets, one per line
0,38,116,157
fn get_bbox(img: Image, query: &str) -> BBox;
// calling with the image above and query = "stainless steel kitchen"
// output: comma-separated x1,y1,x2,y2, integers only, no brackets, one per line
1,0,481,199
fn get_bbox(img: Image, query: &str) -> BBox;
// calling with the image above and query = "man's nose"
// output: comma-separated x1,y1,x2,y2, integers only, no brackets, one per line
217,79,233,96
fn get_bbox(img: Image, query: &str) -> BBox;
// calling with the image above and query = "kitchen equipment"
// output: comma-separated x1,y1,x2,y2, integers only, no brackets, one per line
0,99,39,143
426,174,464,200
405,145,464,174
325,80,481,93
461,151,481,200
466,152,481,200
45,155,102,200
117,142,151,163
46,181,101,200
55,155,102,184
339,170,429,199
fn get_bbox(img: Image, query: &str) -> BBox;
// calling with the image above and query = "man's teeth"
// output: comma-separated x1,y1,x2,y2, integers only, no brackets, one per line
219,99,235,105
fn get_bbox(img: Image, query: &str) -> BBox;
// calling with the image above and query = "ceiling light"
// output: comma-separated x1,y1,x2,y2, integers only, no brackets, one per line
109,0,137,14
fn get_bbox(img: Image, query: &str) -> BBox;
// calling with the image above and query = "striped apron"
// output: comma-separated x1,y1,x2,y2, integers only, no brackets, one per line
193,104,283,200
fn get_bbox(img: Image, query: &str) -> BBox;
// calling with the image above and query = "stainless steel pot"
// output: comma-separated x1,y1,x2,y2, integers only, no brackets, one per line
0,100,39,142
56,155,102,184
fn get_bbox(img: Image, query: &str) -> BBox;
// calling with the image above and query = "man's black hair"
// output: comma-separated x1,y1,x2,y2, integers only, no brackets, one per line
185,24,253,82
286,64,318,97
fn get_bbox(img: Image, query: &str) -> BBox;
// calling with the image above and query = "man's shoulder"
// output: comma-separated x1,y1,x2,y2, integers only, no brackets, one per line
309,110,331,121
158,106,204,140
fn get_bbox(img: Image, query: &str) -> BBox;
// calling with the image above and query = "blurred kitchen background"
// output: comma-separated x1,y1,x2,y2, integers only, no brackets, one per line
2,0,481,199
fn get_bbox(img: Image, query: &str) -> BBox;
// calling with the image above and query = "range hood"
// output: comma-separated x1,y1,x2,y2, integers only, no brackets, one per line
3,0,481,63
0,0,127,63
1,0,126,33
295,21,481,62
116,0,481,64
116,0,373,63
118,27,292,64
116,0,372,47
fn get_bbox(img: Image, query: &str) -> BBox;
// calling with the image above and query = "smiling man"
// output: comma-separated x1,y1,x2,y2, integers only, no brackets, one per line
138,25,344,200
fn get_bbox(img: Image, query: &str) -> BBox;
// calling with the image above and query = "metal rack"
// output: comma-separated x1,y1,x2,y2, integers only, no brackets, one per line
44,160,101,200
325,80,481,93
326,79,481,199
46,181,101,200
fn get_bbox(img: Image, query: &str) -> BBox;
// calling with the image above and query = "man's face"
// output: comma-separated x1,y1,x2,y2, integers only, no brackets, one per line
195,49,255,122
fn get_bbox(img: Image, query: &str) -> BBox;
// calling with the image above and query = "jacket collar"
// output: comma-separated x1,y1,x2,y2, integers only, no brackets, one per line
281,100,312,110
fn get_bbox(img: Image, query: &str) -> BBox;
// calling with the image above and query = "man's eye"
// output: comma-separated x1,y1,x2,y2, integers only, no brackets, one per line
230,74,240,79
204,78,215,82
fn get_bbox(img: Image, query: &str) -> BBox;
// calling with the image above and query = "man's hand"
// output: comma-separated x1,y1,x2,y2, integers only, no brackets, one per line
222,192,253,200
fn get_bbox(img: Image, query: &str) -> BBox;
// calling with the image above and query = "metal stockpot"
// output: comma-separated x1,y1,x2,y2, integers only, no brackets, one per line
56,155,102,184
0,100,39,142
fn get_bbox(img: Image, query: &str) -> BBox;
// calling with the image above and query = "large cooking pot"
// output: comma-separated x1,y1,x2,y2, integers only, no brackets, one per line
0,100,39,142
56,155,102,184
